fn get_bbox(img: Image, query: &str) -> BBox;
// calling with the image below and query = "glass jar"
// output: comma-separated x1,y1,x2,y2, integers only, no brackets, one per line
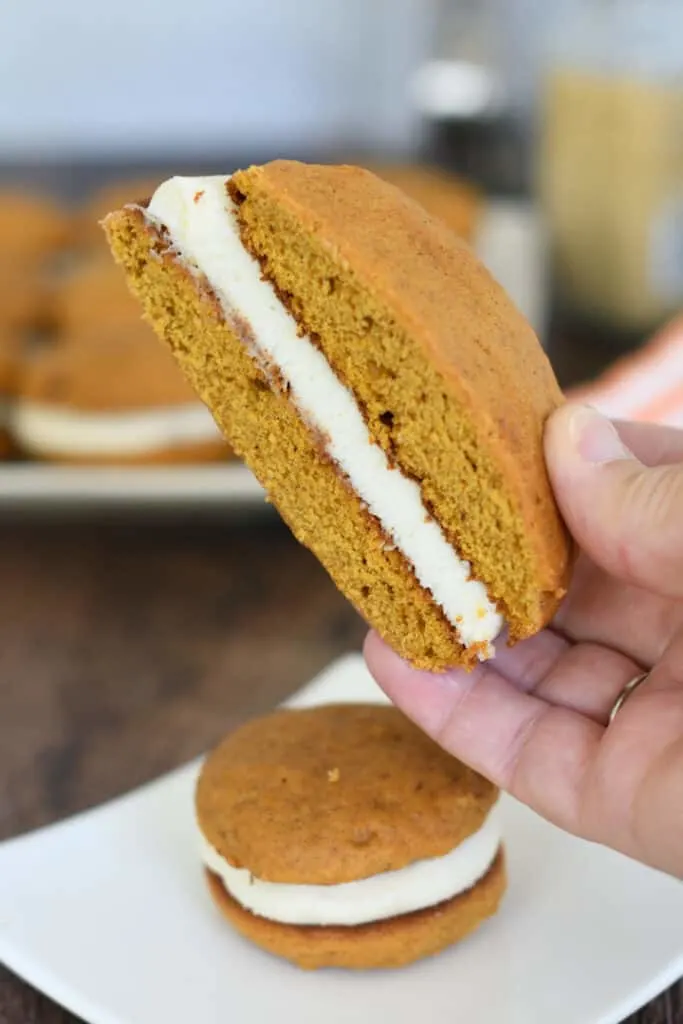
538,0,683,335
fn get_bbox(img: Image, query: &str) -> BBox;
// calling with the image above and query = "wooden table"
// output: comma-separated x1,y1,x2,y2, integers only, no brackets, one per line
0,329,681,1022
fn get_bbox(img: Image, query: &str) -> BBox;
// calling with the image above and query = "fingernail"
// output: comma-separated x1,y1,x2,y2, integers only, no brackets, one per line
569,405,633,464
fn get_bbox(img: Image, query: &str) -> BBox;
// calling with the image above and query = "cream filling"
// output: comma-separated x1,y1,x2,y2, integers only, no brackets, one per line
10,401,220,457
146,176,503,651
200,805,501,927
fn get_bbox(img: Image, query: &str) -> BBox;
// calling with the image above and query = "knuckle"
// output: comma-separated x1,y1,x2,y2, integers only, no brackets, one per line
432,666,487,750
505,705,548,790
620,465,683,586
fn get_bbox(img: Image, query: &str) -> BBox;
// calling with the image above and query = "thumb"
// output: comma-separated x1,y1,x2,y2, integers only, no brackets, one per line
545,404,683,598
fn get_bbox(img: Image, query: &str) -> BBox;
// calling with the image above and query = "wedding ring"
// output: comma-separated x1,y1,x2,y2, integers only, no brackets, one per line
609,672,650,724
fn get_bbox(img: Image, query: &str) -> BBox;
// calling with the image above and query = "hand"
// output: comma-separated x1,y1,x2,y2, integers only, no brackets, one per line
365,407,683,878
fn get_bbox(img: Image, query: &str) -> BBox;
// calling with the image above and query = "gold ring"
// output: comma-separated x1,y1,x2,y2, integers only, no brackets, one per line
609,672,650,724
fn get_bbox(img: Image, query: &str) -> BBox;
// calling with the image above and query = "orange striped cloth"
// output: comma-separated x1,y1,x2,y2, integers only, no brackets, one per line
569,316,683,427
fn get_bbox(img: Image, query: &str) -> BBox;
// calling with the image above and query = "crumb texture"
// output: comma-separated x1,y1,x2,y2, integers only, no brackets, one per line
229,161,571,639
206,849,506,969
195,704,498,884
104,204,473,669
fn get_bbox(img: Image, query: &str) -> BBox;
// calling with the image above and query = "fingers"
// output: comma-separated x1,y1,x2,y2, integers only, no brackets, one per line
546,405,683,598
546,416,683,665
614,419,683,467
585,633,683,876
494,630,643,725
364,631,603,837
626,630,683,876
491,628,570,690
552,553,680,668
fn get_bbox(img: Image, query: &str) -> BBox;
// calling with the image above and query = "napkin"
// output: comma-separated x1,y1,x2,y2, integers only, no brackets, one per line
569,316,683,427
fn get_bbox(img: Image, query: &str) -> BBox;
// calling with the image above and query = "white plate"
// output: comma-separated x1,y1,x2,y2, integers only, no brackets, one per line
1,654,681,1024
0,202,545,512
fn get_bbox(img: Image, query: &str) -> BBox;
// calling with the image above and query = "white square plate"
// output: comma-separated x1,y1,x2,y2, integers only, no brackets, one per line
1,654,681,1024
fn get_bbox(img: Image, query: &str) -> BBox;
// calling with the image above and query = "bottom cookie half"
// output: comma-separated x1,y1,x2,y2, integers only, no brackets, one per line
205,848,506,970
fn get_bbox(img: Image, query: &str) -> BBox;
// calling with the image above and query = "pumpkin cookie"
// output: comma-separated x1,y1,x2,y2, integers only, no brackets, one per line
0,191,71,268
196,703,505,970
0,262,54,335
371,163,482,241
52,259,144,336
104,162,570,669
11,325,227,464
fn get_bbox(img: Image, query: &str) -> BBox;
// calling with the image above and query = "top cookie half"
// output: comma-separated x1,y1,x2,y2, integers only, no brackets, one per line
103,161,571,670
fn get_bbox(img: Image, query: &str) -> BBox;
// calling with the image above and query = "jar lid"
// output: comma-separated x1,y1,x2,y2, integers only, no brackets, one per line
410,60,506,121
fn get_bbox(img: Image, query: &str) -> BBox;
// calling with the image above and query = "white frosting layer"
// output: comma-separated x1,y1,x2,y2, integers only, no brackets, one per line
146,176,503,650
201,805,501,927
10,401,220,457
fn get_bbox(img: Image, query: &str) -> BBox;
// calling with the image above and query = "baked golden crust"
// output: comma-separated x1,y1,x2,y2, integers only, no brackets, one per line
369,163,482,241
196,704,498,885
230,162,571,640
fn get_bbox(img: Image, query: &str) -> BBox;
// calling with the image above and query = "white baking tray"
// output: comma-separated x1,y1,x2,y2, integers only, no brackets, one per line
0,463,266,509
